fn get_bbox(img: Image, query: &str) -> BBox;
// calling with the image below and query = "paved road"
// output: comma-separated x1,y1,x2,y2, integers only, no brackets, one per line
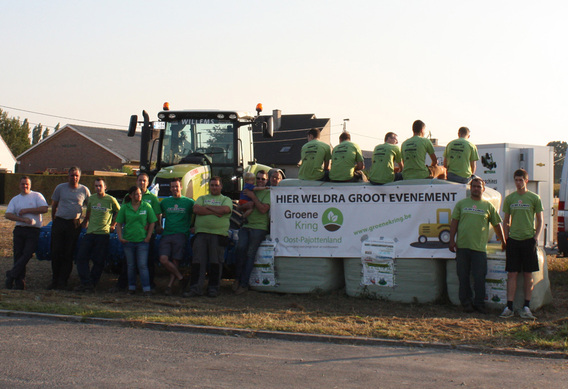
0,316,566,388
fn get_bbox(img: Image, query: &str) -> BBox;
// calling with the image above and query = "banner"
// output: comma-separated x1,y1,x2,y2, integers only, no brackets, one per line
249,241,276,287
361,239,396,287
271,184,466,258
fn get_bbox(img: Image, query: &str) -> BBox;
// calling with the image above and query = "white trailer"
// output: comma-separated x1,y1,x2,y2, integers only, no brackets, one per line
435,143,554,247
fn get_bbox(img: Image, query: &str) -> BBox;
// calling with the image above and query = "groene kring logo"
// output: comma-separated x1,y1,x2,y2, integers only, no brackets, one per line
322,207,343,231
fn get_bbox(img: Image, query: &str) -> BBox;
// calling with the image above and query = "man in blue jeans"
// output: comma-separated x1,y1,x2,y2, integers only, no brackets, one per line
74,177,120,292
234,170,271,295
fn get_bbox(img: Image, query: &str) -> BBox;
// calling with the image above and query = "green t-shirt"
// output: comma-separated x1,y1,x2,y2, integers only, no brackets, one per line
123,190,161,216
443,138,479,178
116,201,158,242
298,139,332,180
243,189,271,231
401,136,435,180
452,197,502,252
503,191,544,240
369,143,402,184
194,194,233,236
86,194,120,235
160,196,195,236
329,141,364,181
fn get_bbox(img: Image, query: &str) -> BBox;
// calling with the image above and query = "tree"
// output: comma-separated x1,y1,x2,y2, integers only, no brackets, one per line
32,123,43,145
0,109,31,156
42,127,50,140
547,141,567,183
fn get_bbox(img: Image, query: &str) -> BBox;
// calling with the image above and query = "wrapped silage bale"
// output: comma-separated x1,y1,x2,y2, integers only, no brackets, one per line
249,257,345,294
446,244,552,310
344,257,446,303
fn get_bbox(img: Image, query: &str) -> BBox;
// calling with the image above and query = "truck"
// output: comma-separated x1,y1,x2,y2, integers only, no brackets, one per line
127,103,282,199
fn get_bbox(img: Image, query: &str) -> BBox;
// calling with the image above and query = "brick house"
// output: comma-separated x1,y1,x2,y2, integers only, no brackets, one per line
16,125,141,174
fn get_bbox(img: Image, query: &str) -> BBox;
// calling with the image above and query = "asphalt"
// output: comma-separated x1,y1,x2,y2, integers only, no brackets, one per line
0,309,565,360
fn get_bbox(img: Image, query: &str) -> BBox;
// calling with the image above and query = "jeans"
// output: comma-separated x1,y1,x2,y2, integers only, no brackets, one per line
10,226,41,281
76,234,110,286
236,227,267,288
456,248,487,306
123,241,150,292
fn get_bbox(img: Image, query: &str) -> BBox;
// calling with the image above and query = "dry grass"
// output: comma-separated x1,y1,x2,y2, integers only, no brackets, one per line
1,210,567,353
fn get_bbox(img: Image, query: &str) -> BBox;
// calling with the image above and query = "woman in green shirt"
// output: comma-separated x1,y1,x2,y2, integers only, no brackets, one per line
116,186,157,295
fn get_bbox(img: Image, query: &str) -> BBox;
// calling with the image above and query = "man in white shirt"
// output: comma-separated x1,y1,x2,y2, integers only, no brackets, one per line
5,176,48,289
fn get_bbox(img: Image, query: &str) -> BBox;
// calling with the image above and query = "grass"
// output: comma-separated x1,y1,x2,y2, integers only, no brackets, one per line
0,211,567,353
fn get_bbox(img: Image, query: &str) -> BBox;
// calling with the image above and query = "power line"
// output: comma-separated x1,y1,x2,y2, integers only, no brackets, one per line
0,104,127,128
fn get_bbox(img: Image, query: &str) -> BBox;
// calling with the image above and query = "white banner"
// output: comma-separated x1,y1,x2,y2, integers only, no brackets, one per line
249,241,276,287
271,184,466,258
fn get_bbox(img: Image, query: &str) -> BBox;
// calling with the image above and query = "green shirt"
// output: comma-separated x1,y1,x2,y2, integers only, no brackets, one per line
452,197,502,252
298,139,332,180
369,143,402,184
194,194,233,236
329,141,364,181
123,190,161,216
503,191,544,240
243,189,271,231
401,136,435,180
86,194,120,235
116,201,158,242
443,138,479,178
160,196,194,236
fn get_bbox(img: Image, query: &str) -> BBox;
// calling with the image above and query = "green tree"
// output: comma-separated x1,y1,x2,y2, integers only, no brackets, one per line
32,123,43,145
0,109,31,156
42,127,50,140
547,141,567,183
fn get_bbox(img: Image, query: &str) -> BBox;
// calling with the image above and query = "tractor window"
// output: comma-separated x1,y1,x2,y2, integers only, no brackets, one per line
161,120,236,166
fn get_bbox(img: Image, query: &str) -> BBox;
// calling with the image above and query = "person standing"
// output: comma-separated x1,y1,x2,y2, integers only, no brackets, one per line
157,178,194,295
112,172,161,292
116,186,157,296
401,120,446,180
329,132,365,182
5,176,48,289
74,178,120,292
500,169,544,319
50,167,90,290
449,178,505,313
234,170,270,295
298,128,332,181
185,176,232,297
443,127,479,184
268,168,285,187
369,132,404,185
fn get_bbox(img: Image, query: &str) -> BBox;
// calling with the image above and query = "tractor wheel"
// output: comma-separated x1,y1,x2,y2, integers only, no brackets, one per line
418,235,428,244
439,230,451,244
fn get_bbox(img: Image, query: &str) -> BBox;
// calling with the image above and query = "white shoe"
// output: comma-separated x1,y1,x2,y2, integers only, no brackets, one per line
500,307,514,318
520,306,536,319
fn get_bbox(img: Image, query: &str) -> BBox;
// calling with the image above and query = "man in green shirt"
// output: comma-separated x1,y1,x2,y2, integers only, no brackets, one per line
185,176,233,297
158,178,194,295
234,170,271,295
369,132,404,185
450,178,505,313
443,127,479,184
298,128,332,181
329,132,365,182
401,120,446,180
75,177,120,292
500,169,544,319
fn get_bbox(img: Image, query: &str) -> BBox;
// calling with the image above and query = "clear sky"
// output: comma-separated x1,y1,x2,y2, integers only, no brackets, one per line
1,1,566,149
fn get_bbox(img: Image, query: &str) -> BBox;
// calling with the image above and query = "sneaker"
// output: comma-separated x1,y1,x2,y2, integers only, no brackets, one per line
231,280,240,292
183,290,200,298
500,307,514,318
473,304,487,314
143,291,153,297
520,306,536,319
13,278,25,290
207,289,219,298
164,287,172,296
462,303,474,313
235,286,248,296
127,289,135,295
5,272,14,290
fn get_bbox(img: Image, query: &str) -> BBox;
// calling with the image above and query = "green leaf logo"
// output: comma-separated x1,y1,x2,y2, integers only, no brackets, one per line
322,207,343,231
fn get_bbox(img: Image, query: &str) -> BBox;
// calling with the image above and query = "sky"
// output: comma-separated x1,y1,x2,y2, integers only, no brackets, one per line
1,1,567,149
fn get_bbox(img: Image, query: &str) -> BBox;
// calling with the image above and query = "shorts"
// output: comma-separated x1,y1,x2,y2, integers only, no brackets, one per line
505,237,539,273
158,233,187,260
